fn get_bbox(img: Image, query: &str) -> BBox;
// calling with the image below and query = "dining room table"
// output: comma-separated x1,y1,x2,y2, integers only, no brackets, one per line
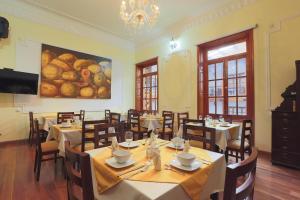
86,139,226,200
140,114,163,131
46,123,115,156
177,121,241,151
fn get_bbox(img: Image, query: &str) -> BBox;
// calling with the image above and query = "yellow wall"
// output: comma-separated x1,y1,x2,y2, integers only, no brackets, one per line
0,12,135,142
135,0,300,152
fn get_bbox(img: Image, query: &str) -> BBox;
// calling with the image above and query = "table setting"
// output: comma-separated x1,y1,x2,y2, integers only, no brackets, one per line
177,117,241,151
140,113,163,131
86,132,226,200
46,120,115,156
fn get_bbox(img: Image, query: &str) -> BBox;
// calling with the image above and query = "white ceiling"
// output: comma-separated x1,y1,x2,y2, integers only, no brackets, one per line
20,0,234,45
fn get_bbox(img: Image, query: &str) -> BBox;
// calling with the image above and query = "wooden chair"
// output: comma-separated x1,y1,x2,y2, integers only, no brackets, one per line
33,119,62,181
109,112,121,125
223,147,258,200
183,119,217,152
94,123,123,148
57,112,75,124
158,113,174,141
64,141,94,200
104,109,110,121
28,111,48,145
73,120,109,152
129,112,148,140
225,120,253,162
177,112,189,130
74,110,85,121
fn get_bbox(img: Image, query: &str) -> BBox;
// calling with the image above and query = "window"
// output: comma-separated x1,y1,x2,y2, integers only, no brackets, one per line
197,30,254,120
135,58,159,112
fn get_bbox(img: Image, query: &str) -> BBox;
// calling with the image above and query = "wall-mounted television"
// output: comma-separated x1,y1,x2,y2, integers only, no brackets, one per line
0,68,39,95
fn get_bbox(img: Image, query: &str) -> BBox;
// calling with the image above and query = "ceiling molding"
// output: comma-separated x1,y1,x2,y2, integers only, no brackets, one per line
135,0,257,50
0,0,134,51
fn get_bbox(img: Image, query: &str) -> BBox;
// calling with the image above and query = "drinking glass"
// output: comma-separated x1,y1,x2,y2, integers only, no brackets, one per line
125,131,133,150
219,115,224,123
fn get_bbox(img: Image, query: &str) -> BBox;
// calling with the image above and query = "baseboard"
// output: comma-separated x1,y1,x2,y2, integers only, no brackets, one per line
0,139,28,147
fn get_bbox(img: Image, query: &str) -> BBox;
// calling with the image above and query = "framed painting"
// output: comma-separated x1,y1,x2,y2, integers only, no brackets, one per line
40,44,111,99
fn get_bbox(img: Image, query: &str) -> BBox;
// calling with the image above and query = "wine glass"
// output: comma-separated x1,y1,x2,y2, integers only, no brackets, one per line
219,115,224,123
125,131,133,150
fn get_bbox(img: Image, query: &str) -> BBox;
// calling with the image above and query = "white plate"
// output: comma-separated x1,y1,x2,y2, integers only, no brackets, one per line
170,159,202,171
105,157,135,169
119,141,139,148
167,143,184,150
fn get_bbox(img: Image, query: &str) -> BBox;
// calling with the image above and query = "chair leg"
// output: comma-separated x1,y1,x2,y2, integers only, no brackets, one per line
62,158,67,180
235,151,239,163
33,150,38,172
29,130,33,146
241,151,245,161
54,153,57,164
225,150,228,163
36,155,42,181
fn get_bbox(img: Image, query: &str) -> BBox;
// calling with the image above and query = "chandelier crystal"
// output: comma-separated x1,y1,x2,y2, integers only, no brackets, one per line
120,0,160,30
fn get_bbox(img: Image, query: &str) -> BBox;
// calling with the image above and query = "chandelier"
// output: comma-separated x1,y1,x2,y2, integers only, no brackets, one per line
120,0,160,30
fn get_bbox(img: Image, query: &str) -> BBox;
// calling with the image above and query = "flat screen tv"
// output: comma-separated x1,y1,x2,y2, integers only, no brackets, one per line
0,68,39,95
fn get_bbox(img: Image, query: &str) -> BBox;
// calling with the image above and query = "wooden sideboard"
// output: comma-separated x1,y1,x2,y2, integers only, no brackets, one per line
271,61,300,169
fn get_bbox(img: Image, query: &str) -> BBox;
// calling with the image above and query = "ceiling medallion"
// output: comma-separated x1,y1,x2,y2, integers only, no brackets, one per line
120,0,160,31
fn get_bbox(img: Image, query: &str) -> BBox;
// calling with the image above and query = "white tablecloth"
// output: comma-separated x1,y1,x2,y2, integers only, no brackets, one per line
86,146,226,200
41,116,57,131
46,125,115,156
141,116,163,131
177,123,241,150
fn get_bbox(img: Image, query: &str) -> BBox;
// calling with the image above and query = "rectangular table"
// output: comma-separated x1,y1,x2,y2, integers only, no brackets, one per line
47,124,115,156
86,140,226,200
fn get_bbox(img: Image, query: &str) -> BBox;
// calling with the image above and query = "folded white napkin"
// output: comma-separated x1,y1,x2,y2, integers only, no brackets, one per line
152,148,161,171
111,137,119,155
146,142,157,159
183,140,190,153
148,132,156,146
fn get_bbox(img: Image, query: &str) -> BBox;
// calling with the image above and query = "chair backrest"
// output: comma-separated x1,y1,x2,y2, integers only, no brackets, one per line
81,120,108,152
94,123,122,148
162,110,173,116
110,112,121,125
183,119,216,151
162,113,174,132
64,141,94,200
33,119,42,153
104,109,110,121
129,112,142,131
57,112,75,124
223,147,258,200
177,112,189,130
74,110,85,121
241,120,253,150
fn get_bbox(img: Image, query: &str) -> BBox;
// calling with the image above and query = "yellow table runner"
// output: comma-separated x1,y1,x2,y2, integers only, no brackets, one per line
92,140,215,200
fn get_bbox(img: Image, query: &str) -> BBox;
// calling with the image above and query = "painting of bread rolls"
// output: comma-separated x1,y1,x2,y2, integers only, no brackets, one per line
40,44,111,99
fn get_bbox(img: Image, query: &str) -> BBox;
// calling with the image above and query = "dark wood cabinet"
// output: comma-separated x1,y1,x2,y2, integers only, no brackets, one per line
272,61,300,170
